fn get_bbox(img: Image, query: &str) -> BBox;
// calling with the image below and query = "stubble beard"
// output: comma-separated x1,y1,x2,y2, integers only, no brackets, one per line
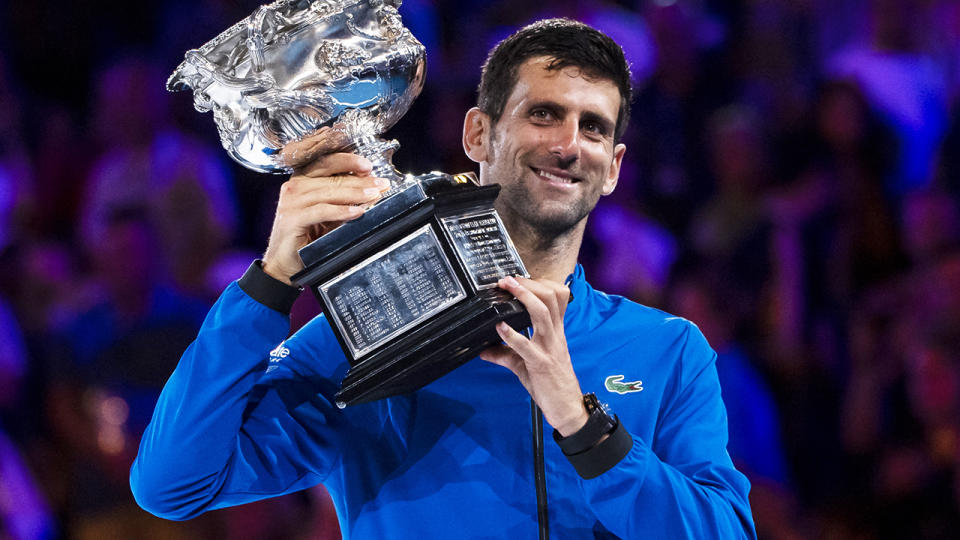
497,177,592,239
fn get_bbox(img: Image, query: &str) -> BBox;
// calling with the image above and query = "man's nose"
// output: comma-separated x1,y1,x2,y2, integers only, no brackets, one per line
548,120,580,164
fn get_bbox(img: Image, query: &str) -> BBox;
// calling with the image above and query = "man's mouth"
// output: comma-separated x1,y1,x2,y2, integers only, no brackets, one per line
532,167,580,184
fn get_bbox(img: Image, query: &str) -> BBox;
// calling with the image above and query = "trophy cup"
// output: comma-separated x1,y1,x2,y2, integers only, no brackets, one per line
168,0,530,407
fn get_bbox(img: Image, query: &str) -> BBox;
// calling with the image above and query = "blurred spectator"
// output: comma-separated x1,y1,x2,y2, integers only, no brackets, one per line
27,104,93,240
0,280,55,540
763,80,906,377
938,102,960,197
839,186,960,538
0,53,33,253
688,104,849,513
901,188,960,270
826,0,950,195
80,57,240,298
688,104,772,338
887,320,960,538
730,0,813,138
65,207,209,366
0,427,56,540
632,0,733,234
838,187,960,442
582,160,677,306
809,80,905,296
0,298,28,424
13,242,97,338
922,0,960,104
667,265,803,540
10,240,95,474
49,207,212,538
0,163,27,256
693,105,771,252
843,314,960,539
583,200,676,307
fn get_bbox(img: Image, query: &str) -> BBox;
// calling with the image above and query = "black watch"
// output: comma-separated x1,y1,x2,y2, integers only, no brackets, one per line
553,393,617,456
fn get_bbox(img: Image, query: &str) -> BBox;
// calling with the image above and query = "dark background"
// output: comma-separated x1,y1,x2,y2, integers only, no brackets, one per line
1,0,960,538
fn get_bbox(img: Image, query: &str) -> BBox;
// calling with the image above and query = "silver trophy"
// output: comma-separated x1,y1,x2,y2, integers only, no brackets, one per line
169,0,529,406
167,0,425,195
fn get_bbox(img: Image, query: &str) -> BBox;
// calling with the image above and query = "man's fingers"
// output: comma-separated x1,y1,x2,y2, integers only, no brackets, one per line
297,153,373,178
282,176,389,206
517,277,568,325
300,202,365,225
478,344,517,368
277,202,365,232
497,277,564,335
494,321,539,359
518,277,568,304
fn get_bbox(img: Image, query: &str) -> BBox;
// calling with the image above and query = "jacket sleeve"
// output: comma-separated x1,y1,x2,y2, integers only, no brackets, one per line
576,323,757,539
129,264,345,520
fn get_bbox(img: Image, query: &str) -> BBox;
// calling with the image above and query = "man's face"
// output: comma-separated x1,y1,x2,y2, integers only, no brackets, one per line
466,57,625,236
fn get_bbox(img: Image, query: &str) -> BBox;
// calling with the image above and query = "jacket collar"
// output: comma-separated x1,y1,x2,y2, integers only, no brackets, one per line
564,264,589,327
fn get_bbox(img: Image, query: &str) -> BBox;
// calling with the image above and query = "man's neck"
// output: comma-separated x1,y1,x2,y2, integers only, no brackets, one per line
503,215,585,283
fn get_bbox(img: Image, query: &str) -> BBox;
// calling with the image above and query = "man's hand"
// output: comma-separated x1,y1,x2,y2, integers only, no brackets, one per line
262,153,390,284
479,276,589,436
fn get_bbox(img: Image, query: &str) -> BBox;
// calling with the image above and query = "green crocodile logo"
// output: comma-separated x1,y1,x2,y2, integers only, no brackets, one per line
605,375,643,394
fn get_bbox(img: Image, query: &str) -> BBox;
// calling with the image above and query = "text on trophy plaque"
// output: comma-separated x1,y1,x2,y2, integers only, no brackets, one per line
319,224,467,359
442,210,526,289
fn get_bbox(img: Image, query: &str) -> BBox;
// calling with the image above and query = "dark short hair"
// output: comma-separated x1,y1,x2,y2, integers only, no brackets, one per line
477,18,633,141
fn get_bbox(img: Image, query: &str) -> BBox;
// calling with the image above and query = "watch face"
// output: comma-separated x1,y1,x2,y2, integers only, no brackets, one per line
583,392,600,413
584,393,614,425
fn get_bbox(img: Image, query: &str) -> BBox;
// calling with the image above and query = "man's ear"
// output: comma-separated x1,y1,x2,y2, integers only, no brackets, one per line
602,143,627,196
463,107,490,163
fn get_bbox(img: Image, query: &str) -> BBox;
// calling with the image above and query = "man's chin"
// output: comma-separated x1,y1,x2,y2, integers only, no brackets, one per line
499,184,591,236
523,209,588,237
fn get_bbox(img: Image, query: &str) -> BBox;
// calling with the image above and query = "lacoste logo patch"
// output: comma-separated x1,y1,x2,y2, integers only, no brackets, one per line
605,375,643,394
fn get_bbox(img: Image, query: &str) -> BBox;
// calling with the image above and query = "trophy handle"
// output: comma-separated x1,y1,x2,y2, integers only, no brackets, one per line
246,5,275,73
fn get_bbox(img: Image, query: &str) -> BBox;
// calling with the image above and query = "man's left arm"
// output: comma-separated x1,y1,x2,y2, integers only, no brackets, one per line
481,277,756,539
577,328,755,538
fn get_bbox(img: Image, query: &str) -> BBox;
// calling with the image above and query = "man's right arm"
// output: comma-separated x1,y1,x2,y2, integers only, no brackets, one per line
130,265,304,519
130,152,390,519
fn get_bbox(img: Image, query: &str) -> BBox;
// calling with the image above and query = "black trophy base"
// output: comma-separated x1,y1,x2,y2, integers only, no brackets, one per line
291,173,530,407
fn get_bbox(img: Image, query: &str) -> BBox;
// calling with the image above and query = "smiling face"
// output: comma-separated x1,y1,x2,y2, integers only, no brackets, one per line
464,57,626,238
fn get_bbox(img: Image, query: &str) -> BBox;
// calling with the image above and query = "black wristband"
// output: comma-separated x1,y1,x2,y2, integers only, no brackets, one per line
554,405,616,456
559,418,633,480
238,260,302,314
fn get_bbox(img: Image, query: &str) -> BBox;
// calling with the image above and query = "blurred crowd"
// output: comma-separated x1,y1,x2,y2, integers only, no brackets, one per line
1,0,960,538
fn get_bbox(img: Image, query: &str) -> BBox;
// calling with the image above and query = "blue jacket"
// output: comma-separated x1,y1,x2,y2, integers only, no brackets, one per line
131,263,756,539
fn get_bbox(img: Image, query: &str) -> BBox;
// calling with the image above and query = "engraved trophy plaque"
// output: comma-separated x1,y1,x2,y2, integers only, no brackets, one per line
168,0,530,406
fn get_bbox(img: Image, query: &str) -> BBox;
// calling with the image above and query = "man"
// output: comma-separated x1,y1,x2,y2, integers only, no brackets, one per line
131,19,756,538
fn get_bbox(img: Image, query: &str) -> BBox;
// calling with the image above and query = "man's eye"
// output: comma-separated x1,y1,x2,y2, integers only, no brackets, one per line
531,109,551,120
583,121,605,135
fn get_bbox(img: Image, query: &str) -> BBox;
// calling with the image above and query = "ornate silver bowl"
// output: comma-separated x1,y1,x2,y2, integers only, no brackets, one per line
167,0,426,187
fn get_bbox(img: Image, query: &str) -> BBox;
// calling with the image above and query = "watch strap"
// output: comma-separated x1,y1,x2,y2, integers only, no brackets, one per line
553,400,615,455
561,418,633,479
552,393,634,479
